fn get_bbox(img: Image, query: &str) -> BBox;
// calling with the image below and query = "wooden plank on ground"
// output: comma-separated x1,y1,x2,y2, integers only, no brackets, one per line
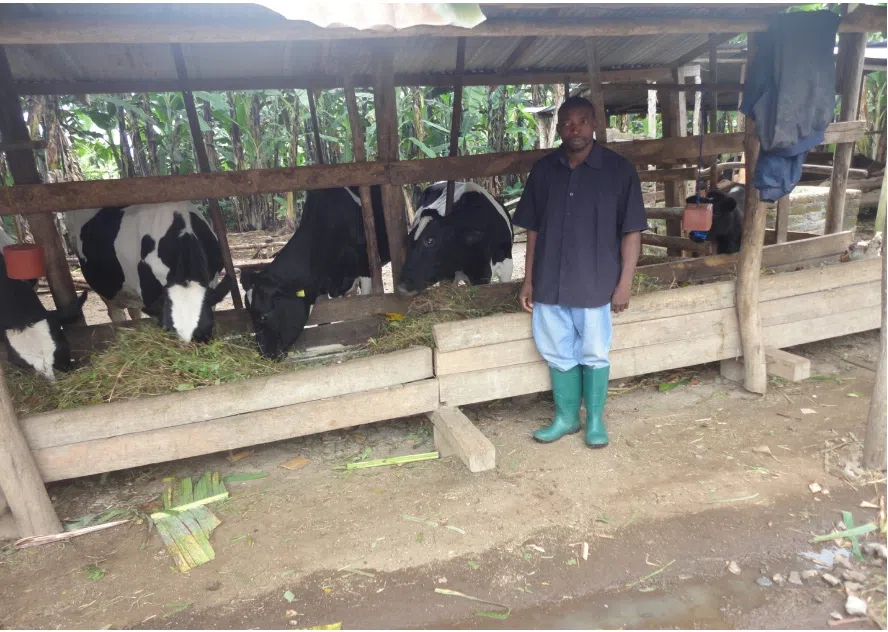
721,347,811,383
429,407,496,473
433,258,881,352
33,379,440,483
22,347,433,451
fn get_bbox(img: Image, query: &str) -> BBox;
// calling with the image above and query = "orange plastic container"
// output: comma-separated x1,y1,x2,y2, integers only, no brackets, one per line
681,202,713,232
4,244,46,280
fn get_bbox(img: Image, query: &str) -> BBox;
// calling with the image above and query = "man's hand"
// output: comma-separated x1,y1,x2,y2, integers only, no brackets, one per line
519,280,534,314
611,282,632,313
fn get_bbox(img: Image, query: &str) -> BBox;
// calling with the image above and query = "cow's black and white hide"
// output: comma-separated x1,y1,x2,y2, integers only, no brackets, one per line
0,229,87,380
65,202,231,343
685,184,745,255
396,182,513,297
241,185,390,359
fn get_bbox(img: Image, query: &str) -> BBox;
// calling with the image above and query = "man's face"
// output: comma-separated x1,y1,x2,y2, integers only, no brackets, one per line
557,106,596,152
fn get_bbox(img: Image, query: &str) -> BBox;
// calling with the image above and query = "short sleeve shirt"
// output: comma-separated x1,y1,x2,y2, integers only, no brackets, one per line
512,143,647,309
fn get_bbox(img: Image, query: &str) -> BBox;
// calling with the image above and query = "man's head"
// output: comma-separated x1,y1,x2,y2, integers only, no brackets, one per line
556,96,597,153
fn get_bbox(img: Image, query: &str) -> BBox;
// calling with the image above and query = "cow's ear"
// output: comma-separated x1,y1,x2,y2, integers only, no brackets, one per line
54,291,88,326
462,229,485,246
207,275,232,306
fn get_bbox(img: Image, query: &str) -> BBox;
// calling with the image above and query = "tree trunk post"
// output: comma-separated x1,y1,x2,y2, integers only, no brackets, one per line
662,66,686,256
826,32,867,235
708,35,720,191
306,88,325,165
172,45,243,310
373,43,408,288
446,37,467,217
735,33,768,395
585,39,608,144
343,77,384,294
0,46,81,321
775,195,790,243
862,175,887,471
0,362,62,538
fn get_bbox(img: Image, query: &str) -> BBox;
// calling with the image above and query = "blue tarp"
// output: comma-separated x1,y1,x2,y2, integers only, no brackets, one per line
739,10,841,202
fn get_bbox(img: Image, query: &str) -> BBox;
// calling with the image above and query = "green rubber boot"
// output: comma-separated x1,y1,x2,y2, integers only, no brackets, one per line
583,365,610,448
533,365,582,443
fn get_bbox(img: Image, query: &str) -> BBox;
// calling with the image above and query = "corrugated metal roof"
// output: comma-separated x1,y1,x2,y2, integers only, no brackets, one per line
2,2,799,104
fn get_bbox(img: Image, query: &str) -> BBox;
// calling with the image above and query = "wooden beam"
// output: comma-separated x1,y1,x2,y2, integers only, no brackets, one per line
720,347,811,383
735,33,767,395
446,38,467,217
32,379,440,483
172,44,243,310
344,78,384,294
499,36,537,72
22,347,432,451
0,14,879,46
429,407,496,473
673,33,738,69
306,88,325,165
586,39,608,144
2,126,863,218
0,46,81,318
826,32,867,234
0,364,62,537
775,196,789,244
373,43,408,286
12,66,673,96
641,232,713,254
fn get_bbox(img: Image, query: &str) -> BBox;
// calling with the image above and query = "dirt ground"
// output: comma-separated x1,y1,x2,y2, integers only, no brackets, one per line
1,329,885,630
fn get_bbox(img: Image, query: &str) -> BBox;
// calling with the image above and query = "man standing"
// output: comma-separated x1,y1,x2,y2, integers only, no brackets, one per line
513,96,646,448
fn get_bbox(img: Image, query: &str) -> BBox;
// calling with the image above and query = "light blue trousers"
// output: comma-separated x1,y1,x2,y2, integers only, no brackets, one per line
531,302,613,372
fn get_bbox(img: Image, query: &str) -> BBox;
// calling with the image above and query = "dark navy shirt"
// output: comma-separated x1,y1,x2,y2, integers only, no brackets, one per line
512,142,647,308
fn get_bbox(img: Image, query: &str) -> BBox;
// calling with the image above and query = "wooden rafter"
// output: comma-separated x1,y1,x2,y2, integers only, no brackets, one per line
499,36,537,72
0,14,881,46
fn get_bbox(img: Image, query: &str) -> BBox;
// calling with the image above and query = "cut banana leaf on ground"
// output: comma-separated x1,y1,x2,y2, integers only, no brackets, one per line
151,473,227,572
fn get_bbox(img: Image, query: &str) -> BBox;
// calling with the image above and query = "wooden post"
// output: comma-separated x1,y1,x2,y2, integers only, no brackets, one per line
735,33,768,395
647,82,657,142
344,78,384,294
662,67,685,256
446,37,467,216
586,39,608,144
307,88,325,165
172,45,243,310
708,35,720,191
373,43,408,286
826,32,867,235
0,46,81,320
775,196,790,243
862,178,887,471
0,363,62,537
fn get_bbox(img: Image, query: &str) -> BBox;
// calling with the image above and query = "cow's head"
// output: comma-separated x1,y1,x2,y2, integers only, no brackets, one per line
143,243,232,343
241,269,315,359
4,290,88,381
397,210,485,297
685,188,743,243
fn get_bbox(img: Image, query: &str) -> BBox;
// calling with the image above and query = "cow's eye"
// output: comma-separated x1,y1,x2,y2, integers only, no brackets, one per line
423,236,435,247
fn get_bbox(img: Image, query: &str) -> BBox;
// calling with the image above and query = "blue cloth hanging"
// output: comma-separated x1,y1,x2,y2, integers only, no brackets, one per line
739,10,841,202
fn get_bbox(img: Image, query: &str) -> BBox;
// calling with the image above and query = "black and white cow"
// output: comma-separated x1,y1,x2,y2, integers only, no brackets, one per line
65,202,232,343
241,185,390,359
0,228,88,380
685,184,745,255
396,181,513,296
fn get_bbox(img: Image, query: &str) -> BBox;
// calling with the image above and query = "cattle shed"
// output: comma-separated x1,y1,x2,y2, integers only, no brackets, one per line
0,2,885,541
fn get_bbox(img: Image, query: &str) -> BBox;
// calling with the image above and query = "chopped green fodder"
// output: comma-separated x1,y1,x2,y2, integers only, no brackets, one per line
367,283,521,354
6,325,297,416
